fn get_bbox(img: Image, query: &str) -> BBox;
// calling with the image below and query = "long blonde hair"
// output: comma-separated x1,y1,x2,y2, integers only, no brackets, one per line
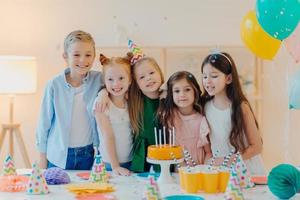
128,55,164,135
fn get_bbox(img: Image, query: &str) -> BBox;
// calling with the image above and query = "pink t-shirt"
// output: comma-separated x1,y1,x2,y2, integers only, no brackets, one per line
173,111,210,165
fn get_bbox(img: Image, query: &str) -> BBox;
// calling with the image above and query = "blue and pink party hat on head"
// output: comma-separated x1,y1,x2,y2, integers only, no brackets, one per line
128,39,145,65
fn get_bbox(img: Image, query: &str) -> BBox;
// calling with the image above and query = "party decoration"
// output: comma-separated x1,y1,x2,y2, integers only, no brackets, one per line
224,169,244,200
128,39,144,65
0,175,28,192
43,167,70,185
89,155,108,183
27,162,49,195
2,154,17,176
285,24,300,63
256,0,300,40
142,176,162,200
268,164,300,199
241,10,281,60
289,70,300,109
66,182,114,196
235,155,254,189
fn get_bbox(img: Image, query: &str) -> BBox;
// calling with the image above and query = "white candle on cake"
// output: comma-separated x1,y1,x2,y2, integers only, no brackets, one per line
163,126,166,146
172,127,175,146
154,127,158,147
159,129,162,148
169,129,172,147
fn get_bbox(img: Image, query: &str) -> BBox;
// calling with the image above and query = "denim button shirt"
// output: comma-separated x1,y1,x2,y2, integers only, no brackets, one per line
36,68,102,168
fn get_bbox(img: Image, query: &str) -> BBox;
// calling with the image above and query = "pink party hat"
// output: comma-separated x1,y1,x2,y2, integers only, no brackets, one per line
3,154,17,176
142,176,162,200
89,155,108,183
235,155,254,189
128,39,145,65
27,161,49,195
224,169,244,200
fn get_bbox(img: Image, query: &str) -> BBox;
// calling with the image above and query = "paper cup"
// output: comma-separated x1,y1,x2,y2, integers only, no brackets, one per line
203,169,219,193
178,167,187,190
183,169,201,193
218,167,230,192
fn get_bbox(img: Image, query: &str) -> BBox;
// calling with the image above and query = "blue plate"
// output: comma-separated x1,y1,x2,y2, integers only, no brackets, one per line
164,195,204,200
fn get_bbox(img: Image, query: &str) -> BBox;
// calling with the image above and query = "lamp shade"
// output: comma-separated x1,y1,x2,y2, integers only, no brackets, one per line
0,56,37,94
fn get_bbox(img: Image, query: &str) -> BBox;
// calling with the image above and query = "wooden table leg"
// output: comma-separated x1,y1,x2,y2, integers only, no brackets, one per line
14,127,31,168
0,128,7,156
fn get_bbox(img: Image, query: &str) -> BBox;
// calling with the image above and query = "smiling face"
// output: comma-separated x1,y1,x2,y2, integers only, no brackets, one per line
104,64,131,98
134,60,162,98
172,78,195,111
202,63,232,97
63,41,95,78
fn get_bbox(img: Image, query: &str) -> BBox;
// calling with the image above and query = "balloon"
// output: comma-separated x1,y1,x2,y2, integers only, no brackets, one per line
285,24,300,63
241,10,281,60
289,70,300,109
256,0,300,40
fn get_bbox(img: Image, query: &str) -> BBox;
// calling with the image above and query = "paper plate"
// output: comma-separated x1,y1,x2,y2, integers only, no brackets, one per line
76,172,110,180
0,175,29,192
76,172,90,180
76,193,116,200
164,195,204,200
251,176,267,185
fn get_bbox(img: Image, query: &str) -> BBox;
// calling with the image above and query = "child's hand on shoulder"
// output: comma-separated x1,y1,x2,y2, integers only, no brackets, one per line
112,166,131,176
94,89,109,113
159,82,167,100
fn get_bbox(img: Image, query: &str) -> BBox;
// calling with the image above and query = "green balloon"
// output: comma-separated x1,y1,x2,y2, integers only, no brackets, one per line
256,0,300,40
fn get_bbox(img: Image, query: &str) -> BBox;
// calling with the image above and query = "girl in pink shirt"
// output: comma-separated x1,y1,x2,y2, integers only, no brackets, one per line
158,71,212,165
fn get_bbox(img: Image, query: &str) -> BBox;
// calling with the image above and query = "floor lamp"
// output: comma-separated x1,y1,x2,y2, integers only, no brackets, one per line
0,56,37,168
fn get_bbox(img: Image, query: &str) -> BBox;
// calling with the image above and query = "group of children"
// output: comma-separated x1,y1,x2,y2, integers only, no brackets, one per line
36,30,265,176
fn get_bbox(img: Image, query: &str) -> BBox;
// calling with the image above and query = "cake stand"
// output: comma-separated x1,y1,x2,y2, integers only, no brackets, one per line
146,157,184,184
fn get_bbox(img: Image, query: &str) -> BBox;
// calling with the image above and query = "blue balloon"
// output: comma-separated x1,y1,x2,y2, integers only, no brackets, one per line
289,70,300,109
256,0,300,40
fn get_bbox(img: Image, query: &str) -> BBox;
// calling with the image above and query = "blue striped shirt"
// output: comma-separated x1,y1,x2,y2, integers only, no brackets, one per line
36,68,102,168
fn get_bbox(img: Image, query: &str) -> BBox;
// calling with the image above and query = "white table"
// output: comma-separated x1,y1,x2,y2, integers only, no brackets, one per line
0,169,299,200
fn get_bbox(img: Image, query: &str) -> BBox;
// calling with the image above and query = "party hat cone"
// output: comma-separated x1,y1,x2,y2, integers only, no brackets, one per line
27,161,49,195
142,176,162,200
89,155,108,183
128,39,144,65
235,155,254,189
2,154,17,176
224,169,244,200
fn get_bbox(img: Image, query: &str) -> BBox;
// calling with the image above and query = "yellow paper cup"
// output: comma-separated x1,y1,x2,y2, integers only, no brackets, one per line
218,167,230,192
178,167,187,190
183,170,201,193
193,165,208,190
203,170,219,193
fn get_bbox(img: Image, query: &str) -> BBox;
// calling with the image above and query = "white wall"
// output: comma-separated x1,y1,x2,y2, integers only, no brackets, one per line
0,0,299,170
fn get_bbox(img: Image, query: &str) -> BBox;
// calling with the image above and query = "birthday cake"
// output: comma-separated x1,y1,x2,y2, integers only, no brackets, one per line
147,145,183,160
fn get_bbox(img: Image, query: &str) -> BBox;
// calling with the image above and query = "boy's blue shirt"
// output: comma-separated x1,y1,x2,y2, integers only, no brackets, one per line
36,68,102,168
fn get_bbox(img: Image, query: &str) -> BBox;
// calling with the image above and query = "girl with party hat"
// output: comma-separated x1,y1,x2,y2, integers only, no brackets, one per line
95,40,164,172
126,40,164,172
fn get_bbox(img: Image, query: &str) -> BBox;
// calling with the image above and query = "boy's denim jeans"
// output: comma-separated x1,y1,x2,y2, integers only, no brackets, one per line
48,144,94,170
